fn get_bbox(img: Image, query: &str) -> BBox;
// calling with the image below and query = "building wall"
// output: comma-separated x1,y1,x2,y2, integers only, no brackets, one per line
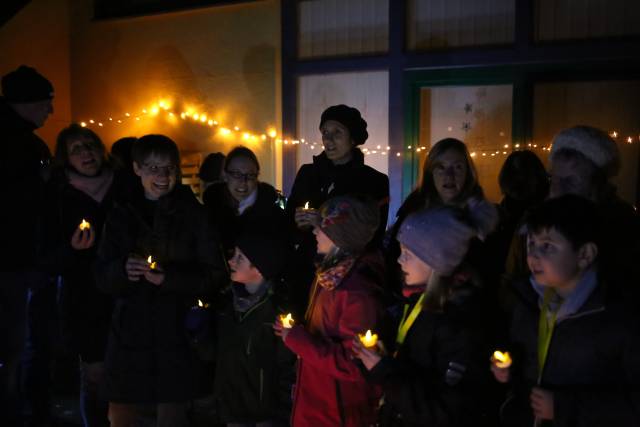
68,0,281,185
0,0,72,149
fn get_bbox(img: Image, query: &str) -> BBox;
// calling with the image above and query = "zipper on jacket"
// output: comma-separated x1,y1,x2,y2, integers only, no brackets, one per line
259,368,264,402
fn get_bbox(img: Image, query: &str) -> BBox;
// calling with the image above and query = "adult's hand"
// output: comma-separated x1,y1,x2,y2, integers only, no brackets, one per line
125,255,150,282
70,226,95,250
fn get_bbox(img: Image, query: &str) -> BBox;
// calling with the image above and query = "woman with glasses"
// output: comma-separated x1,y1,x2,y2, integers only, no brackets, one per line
202,146,288,259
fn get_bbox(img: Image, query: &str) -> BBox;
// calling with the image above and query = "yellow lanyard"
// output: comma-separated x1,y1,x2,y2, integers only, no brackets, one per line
395,293,426,349
537,289,563,382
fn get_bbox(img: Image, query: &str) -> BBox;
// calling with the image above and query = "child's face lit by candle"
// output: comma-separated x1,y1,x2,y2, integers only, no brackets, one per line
526,228,596,295
313,227,336,255
398,244,433,286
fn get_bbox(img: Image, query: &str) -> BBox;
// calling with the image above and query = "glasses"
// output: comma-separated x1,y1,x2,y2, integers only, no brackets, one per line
69,141,101,156
142,163,178,176
226,169,258,182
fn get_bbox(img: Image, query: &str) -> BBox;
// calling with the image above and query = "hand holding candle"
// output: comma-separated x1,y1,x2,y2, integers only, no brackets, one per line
273,314,294,341
352,332,382,371
279,313,294,328
295,202,320,229
71,220,95,250
490,350,512,384
144,255,165,286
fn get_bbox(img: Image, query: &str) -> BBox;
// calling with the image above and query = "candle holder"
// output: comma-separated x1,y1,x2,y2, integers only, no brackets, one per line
358,330,378,348
79,219,91,231
492,350,512,368
147,255,157,270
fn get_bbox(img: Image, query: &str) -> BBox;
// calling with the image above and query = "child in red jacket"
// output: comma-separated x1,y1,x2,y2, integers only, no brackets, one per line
273,195,385,427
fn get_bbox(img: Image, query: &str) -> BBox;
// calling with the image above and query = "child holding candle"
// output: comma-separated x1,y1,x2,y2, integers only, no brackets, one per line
353,205,496,427
274,195,386,427
95,135,227,427
491,195,640,427
213,227,295,427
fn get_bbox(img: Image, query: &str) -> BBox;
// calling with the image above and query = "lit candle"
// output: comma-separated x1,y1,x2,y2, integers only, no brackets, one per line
147,255,157,270
279,313,294,328
493,350,512,368
359,330,378,348
197,299,210,309
303,201,310,210
79,219,91,231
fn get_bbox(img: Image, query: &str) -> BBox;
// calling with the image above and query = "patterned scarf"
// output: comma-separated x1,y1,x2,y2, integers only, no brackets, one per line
316,254,356,291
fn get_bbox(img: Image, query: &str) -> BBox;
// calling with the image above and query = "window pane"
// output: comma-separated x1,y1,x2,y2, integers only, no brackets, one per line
408,0,515,50
297,71,389,175
535,0,640,41
533,80,640,204
298,0,389,58
419,84,513,201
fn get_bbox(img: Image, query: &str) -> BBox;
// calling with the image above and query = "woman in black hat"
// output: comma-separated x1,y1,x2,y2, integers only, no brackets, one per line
284,104,389,316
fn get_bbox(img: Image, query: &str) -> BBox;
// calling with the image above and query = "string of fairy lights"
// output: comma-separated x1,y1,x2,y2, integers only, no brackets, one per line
78,98,637,159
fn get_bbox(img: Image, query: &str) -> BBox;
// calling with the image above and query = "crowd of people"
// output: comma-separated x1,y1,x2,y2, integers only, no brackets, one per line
1,64,639,427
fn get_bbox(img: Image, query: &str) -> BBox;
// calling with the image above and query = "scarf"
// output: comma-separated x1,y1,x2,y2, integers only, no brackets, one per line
402,283,426,298
67,168,113,203
316,254,356,291
232,281,270,313
530,268,598,323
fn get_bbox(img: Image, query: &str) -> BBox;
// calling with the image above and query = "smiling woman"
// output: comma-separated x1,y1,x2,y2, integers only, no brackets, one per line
202,145,288,258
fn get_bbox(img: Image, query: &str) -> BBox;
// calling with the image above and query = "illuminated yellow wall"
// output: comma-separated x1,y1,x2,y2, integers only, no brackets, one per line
69,0,281,186
0,0,72,149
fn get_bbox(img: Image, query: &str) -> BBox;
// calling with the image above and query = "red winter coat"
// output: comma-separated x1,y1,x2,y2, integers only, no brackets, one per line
285,251,385,427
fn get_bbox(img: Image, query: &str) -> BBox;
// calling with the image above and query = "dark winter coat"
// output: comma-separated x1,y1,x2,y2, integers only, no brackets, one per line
0,97,51,271
95,185,228,403
41,168,129,362
213,283,295,424
202,181,287,257
285,149,389,315
501,277,640,427
369,276,496,427
285,251,386,427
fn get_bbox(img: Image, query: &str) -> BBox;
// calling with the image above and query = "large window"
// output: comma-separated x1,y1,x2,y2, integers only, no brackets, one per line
535,0,640,41
407,0,515,50
533,80,640,204
418,84,513,201
297,71,389,175
297,0,389,58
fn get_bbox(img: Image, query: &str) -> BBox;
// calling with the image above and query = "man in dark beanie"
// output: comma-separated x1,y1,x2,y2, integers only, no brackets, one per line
0,65,54,425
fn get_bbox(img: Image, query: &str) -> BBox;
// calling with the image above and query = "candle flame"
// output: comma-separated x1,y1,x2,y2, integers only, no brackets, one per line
280,313,294,328
359,329,378,348
79,219,90,231
147,256,157,270
493,350,512,368
303,202,310,209
198,299,204,307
